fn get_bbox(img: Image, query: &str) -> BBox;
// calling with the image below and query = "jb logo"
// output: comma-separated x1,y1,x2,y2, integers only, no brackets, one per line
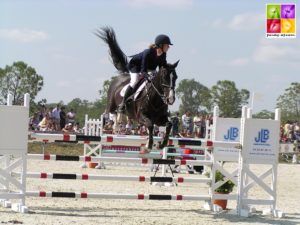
224,127,239,141
254,129,269,143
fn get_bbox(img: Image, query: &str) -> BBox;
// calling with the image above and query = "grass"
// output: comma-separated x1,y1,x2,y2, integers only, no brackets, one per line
28,142,84,156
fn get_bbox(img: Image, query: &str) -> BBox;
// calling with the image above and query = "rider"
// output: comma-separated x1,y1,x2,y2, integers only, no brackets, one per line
118,34,173,112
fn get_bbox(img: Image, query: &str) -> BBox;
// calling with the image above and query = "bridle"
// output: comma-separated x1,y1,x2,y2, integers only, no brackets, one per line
146,68,176,105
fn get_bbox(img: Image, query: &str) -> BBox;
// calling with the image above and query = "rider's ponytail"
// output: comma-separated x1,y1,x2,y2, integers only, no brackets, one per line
149,43,157,49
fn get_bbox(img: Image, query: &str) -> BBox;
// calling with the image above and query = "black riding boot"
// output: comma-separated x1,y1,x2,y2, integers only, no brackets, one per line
118,86,133,112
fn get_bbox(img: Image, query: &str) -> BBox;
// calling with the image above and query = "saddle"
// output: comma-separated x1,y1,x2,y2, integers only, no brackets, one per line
133,72,156,93
120,73,150,101
132,75,146,93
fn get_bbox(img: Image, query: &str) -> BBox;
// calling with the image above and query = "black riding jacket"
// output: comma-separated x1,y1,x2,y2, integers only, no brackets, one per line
127,48,167,73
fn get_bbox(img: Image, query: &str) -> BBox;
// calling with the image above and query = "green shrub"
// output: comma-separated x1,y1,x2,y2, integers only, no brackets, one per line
214,170,235,193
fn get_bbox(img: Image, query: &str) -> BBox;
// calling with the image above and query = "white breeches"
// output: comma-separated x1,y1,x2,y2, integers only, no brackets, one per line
129,72,139,88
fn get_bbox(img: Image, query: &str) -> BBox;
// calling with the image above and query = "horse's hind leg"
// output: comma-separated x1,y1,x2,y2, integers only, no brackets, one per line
159,121,172,149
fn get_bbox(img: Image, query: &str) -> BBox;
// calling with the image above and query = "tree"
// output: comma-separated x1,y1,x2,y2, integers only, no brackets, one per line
211,80,249,117
176,79,211,114
0,61,43,105
0,68,5,101
66,98,97,126
98,76,117,105
253,110,275,119
29,98,48,115
49,77,117,125
276,82,300,122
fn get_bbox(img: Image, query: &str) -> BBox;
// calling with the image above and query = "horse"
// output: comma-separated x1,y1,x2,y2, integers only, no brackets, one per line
96,27,179,150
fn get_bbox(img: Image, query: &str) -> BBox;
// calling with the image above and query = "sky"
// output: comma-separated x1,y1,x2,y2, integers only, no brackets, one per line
0,0,299,113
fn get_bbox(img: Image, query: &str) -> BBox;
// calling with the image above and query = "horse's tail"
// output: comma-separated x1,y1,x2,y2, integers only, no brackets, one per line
95,26,129,74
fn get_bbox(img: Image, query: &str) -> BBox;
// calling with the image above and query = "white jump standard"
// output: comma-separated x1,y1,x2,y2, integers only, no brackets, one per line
0,94,30,213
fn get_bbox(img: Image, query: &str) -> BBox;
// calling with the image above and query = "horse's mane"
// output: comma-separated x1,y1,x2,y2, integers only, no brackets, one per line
95,26,129,74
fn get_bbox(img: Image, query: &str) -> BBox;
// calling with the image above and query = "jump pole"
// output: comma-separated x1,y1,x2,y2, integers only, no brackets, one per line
25,191,211,201
16,172,211,183
26,154,213,166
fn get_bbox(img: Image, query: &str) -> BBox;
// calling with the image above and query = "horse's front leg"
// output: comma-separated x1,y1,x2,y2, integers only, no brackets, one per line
147,125,154,150
159,121,172,149
141,114,153,150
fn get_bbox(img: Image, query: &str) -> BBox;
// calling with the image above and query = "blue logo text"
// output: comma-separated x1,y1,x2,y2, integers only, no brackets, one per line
224,127,239,141
254,129,269,143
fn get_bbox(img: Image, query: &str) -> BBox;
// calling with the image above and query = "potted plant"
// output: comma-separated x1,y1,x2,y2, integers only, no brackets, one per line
205,170,235,210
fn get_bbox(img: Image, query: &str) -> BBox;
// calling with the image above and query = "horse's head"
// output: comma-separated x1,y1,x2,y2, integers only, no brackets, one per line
158,60,179,105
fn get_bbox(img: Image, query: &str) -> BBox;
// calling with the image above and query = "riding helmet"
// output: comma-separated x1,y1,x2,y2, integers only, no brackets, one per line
155,34,173,46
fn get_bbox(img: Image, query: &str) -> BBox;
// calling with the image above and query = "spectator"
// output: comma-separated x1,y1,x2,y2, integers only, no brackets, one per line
109,113,117,131
117,122,126,134
29,112,40,130
205,114,213,139
182,111,193,134
139,123,148,135
200,115,207,138
186,129,193,138
206,114,213,125
280,124,286,142
103,120,114,134
60,106,66,131
153,124,159,136
133,126,140,135
284,121,294,142
52,104,61,131
62,123,74,133
47,107,53,118
102,113,109,128
67,108,76,125
125,119,133,135
171,112,180,137
193,112,202,138
38,114,51,131
48,120,55,131
179,129,189,138
37,105,47,122
73,122,81,133
294,121,300,141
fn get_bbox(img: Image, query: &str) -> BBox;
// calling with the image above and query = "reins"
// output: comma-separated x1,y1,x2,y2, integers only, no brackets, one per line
146,71,171,105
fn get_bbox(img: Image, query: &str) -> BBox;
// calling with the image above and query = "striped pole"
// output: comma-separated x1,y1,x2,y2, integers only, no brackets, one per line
103,135,206,148
26,191,211,201
27,154,213,166
29,133,240,149
19,172,211,183
29,133,210,147
101,150,206,159
29,133,100,143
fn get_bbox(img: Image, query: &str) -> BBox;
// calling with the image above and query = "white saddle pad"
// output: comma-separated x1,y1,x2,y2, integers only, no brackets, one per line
120,81,147,100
